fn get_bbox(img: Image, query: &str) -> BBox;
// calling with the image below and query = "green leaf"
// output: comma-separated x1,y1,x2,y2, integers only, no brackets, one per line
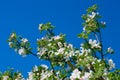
87,4,98,13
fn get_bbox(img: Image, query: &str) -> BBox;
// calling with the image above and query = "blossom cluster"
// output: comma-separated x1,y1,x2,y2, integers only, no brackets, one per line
8,33,31,57
1,72,25,80
37,34,80,62
27,64,54,80
70,69,92,80
88,39,101,49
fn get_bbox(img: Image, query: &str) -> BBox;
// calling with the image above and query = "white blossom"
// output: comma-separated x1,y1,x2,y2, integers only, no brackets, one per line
47,43,52,47
15,78,25,80
64,43,67,47
38,24,43,30
69,50,74,57
83,27,86,32
89,39,101,49
55,52,59,55
108,59,115,70
21,38,28,43
27,72,35,80
80,43,84,47
41,64,48,70
70,69,81,80
15,73,25,80
40,70,52,80
82,71,92,80
103,68,108,75
8,42,13,48
86,12,99,22
33,65,38,72
89,12,99,19
37,48,48,57
57,42,63,48
18,47,26,57
53,35,61,40
86,18,90,22
97,59,101,63
8,42,13,46
3,76,9,80
107,47,114,54
56,71,60,76
57,48,65,55
80,47,91,56
10,33,16,38
67,44,73,49
92,61,95,65
103,77,109,80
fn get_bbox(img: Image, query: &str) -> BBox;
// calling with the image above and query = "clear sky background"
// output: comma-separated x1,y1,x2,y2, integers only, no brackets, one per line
0,0,120,77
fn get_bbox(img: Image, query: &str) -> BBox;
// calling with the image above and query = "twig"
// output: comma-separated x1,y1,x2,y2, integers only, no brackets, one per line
16,41,38,57
93,32,99,42
67,61,75,70
99,29,104,59
96,20,104,60
47,56,57,77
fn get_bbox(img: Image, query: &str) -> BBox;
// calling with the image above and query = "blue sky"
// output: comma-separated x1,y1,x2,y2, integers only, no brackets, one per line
0,0,120,77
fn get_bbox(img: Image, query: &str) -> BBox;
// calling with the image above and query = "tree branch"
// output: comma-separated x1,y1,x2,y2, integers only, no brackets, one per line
16,41,38,57
47,56,57,77
98,28,104,60
67,61,75,70
96,20,104,60
93,32,99,42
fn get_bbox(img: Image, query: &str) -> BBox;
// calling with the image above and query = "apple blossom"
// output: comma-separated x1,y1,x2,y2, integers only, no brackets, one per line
107,47,114,54
2,76,9,80
10,33,16,39
21,38,28,43
41,64,48,70
33,65,38,72
70,69,81,80
27,72,35,80
38,24,43,31
108,59,115,70
18,47,26,57
88,39,101,49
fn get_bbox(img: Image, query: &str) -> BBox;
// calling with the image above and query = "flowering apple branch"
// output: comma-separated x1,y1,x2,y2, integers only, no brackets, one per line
5,4,120,80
